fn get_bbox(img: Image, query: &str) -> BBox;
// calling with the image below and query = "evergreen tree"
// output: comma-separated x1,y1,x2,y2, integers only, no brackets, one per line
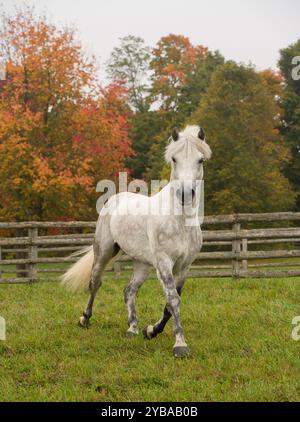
278,40,300,209
126,111,166,179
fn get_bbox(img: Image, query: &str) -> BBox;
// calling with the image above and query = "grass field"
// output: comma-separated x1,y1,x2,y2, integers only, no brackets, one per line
0,275,300,402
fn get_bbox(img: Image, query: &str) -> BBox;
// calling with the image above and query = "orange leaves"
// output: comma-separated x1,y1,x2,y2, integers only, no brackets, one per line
0,7,132,221
162,64,186,83
150,34,209,111
70,84,133,178
260,68,283,83
30,156,54,193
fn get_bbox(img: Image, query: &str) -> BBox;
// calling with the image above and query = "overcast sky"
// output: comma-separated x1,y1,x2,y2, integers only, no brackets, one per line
4,0,300,83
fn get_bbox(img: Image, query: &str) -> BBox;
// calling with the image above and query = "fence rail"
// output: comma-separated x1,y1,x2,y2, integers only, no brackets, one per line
1,212,300,283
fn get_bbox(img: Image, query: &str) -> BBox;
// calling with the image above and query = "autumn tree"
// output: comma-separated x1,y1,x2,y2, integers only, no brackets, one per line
150,34,209,112
144,35,223,180
0,6,132,221
191,62,294,214
278,40,300,209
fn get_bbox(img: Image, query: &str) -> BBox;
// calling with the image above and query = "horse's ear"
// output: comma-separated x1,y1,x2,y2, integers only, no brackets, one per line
172,128,179,141
198,127,205,141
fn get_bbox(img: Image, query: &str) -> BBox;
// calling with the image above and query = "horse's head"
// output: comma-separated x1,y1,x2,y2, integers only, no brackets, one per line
165,125,212,206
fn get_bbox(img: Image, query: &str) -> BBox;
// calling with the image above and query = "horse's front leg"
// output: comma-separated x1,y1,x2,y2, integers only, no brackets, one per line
144,265,189,357
143,270,187,341
162,271,189,357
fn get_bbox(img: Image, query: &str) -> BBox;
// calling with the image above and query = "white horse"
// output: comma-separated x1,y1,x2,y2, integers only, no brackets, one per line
62,125,212,357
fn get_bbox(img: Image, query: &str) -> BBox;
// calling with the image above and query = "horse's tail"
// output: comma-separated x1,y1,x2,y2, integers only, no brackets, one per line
60,246,94,292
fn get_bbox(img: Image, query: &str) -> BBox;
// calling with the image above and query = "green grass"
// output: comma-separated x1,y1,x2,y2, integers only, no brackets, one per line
0,275,300,401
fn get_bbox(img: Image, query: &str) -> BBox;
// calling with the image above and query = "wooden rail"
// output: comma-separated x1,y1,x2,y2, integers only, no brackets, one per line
0,212,300,283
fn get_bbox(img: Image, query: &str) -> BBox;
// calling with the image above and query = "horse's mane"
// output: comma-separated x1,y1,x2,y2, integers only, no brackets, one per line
165,125,212,163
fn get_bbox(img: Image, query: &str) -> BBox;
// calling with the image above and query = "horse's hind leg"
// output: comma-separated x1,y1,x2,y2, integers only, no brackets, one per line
124,261,149,335
79,238,119,328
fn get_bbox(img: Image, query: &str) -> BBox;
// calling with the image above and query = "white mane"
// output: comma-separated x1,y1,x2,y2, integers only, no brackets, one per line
165,125,212,163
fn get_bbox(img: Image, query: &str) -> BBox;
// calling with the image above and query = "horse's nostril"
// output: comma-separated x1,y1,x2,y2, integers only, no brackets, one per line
176,188,184,203
176,188,194,204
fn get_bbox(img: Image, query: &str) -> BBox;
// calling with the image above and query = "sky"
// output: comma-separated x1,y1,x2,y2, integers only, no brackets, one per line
3,0,300,83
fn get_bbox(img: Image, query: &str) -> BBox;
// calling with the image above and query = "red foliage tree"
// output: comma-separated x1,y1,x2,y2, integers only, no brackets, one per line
0,7,132,221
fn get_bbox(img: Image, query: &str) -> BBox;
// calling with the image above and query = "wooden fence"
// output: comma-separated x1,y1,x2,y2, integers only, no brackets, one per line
1,212,300,284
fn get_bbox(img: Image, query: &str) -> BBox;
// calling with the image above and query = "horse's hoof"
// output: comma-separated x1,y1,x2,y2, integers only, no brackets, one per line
173,346,190,358
142,325,154,340
126,329,138,337
78,316,89,329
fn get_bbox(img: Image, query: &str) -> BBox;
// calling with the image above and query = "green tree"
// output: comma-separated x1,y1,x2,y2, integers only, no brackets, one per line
126,111,167,179
178,50,224,118
191,63,294,214
278,40,300,209
106,35,151,112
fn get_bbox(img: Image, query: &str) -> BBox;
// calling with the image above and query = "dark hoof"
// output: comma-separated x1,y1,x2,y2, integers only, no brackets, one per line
173,346,189,358
142,325,153,340
78,316,89,329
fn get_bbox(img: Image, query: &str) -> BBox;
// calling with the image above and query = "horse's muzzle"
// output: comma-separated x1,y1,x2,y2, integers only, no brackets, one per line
176,186,195,206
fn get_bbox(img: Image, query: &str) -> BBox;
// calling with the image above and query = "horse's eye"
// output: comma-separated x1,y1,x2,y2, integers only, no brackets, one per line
172,157,176,164
198,158,204,164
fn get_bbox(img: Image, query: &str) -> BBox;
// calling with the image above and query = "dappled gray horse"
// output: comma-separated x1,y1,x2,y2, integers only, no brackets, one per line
62,125,212,357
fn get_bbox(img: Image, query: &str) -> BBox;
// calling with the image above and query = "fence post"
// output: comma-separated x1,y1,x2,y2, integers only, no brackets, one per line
28,228,38,282
242,238,248,272
16,228,28,278
114,261,121,279
232,222,241,277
